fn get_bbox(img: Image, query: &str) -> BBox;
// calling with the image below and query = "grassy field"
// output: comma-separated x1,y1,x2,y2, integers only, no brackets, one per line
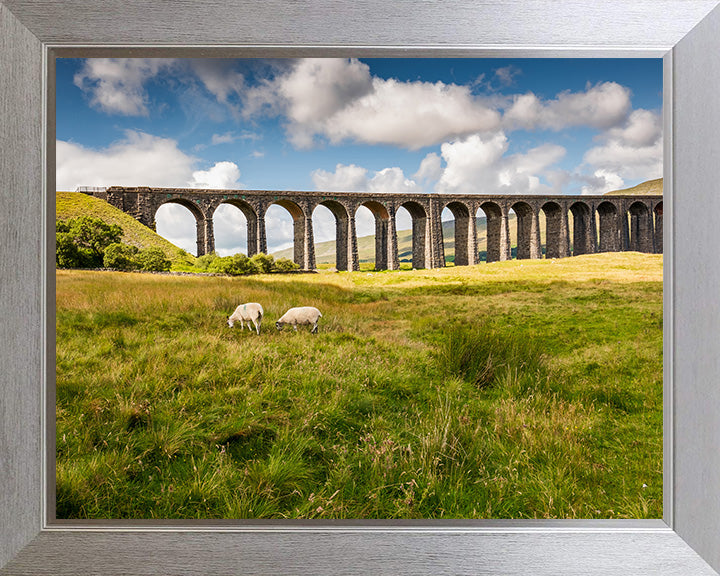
56,252,663,519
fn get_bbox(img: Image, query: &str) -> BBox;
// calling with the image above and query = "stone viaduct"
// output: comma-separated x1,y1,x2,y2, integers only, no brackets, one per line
86,186,663,271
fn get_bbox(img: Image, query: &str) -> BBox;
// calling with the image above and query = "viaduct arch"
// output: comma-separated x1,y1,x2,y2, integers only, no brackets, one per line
92,187,663,271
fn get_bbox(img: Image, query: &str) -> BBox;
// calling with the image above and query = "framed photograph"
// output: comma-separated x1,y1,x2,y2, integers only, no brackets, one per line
2,1,720,574
52,54,667,523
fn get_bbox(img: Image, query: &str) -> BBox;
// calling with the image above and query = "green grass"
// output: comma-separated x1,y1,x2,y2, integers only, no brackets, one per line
56,252,663,519
603,177,662,196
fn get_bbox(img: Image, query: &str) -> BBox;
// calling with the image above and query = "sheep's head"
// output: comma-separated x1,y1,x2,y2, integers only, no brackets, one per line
227,317,234,328
275,321,283,331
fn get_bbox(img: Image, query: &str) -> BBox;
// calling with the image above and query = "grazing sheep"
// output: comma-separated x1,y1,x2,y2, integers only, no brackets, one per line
275,306,322,334
227,302,264,335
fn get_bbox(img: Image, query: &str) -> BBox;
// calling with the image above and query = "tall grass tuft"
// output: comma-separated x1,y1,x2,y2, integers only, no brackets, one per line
433,323,548,392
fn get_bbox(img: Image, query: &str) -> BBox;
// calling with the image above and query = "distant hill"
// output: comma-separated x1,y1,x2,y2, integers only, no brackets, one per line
56,192,195,267
604,178,662,196
274,217,510,265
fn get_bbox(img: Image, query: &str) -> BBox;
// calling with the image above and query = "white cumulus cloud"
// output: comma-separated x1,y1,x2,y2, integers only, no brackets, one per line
311,163,421,194
503,82,632,131
74,58,176,116
604,108,662,147
189,59,245,105
325,77,501,150
435,132,566,195
56,130,196,190
245,58,501,150
189,161,243,189
582,108,662,183
414,153,443,186
436,132,509,192
368,167,422,193
311,164,371,192
580,170,626,195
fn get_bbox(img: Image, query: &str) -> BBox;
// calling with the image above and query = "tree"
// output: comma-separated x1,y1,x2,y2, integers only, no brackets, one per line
272,257,300,272
56,216,123,268
56,232,84,268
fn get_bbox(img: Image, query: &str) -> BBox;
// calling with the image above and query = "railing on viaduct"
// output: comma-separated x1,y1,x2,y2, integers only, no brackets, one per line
87,187,663,271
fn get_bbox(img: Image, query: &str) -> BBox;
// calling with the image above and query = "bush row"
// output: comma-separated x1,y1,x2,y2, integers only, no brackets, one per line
103,243,172,272
56,215,299,275
194,252,299,275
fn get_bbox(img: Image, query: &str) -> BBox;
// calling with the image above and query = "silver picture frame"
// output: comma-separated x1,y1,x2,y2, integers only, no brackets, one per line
2,1,720,574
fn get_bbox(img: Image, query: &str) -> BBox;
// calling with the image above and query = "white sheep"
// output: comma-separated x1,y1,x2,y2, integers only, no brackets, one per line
275,306,322,334
227,302,264,335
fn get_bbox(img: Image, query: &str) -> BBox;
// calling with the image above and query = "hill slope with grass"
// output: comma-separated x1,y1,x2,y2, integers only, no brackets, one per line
56,192,195,268
604,178,663,196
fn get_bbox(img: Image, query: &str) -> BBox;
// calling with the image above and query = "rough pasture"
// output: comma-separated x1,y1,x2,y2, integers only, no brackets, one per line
55,253,663,519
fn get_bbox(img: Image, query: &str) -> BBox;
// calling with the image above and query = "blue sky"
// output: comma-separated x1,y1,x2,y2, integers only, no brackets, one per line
56,58,662,255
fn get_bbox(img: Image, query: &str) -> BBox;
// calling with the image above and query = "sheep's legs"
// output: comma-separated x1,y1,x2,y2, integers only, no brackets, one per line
311,322,318,334
253,320,260,335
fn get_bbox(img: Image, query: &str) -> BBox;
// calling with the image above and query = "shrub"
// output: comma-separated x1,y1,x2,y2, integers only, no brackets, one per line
137,247,171,272
103,243,139,271
206,256,233,275
272,257,300,272
194,252,218,271
232,254,260,275
207,253,258,276
197,252,297,275
250,253,275,274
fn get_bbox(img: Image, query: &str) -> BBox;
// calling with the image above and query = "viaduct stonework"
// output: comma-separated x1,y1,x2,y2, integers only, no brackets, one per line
87,186,663,271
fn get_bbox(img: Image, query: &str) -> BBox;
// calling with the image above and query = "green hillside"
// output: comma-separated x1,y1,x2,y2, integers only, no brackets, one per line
604,178,663,196
56,192,195,268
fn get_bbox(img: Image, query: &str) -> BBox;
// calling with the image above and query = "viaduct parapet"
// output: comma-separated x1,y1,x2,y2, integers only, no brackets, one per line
87,187,663,271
